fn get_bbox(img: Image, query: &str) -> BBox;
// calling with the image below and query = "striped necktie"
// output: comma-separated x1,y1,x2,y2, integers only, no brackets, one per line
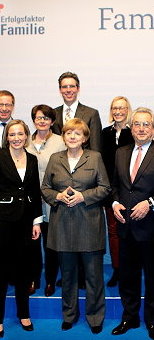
65,107,71,122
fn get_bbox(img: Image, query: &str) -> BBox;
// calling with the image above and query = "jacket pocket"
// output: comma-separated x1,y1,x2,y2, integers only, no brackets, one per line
0,196,13,204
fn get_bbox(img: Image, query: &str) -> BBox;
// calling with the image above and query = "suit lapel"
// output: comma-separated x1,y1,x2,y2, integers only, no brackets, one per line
55,106,63,129
23,151,34,184
75,103,85,119
133,142,154,184
59,150,89,173
4,149,23,184
119,144,134,184
59,151,71,173
74,150,89,170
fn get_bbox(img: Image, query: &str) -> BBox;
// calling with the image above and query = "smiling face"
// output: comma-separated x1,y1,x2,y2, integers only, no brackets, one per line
59,77,80,106
63,128,86,151
0,95,14,122
34,110,53,132
7,124,28,150
111,98,128,124
131,112,154,146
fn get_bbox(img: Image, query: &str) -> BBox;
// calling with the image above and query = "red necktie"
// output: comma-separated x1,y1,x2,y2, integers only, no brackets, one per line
131,146,142,183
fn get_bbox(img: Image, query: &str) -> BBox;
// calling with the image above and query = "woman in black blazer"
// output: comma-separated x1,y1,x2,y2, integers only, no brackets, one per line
102,96,134,287
0,120,42,337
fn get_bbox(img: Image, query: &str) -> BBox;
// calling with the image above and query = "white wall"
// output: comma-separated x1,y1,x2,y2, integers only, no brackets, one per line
1,0,154,133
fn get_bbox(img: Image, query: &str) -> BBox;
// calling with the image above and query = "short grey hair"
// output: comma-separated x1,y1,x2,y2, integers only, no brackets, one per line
130,107,154,127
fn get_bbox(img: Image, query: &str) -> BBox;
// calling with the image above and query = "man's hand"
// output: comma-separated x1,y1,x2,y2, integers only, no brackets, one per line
113,203,126,224
130,200,150,220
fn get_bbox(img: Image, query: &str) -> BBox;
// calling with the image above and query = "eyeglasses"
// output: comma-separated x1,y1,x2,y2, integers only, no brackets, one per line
35,116,51,121
112,106,128,112
132,121,153,129
60,85,77,89
0,103,13,108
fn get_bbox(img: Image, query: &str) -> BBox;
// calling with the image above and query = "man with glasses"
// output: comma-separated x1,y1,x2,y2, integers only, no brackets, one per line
111,107,154,339
53,71,102,152
0,90,15,146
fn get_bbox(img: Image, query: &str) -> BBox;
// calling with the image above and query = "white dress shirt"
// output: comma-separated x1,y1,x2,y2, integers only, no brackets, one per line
63,100,79,125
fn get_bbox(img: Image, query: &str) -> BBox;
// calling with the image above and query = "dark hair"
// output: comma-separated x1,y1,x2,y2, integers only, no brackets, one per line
31,104,56,122
58,72,80,88
0,90,15,105
3,119,30,148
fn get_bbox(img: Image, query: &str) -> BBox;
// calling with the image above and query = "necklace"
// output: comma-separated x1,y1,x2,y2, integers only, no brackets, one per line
12,152,26,162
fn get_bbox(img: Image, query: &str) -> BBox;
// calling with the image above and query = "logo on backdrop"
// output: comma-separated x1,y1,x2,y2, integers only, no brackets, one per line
0,4,4,11
0,3,46,36
99,8,154,30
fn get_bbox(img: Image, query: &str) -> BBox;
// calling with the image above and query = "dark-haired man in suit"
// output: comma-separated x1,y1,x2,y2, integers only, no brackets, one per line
112,107,154,339
53,71,102,153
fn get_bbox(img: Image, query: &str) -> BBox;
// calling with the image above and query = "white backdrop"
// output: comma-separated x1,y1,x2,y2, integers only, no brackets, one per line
1,0,154,263
1,0,154,133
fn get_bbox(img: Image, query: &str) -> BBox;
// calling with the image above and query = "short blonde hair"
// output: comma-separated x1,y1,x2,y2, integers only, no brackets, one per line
62,118,90,142
3,119,30,148
109,96,132,123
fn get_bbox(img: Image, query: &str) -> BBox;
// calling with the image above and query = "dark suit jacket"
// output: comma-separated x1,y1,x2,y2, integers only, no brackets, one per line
53,102,102,153
0,148,42,243
112,142,154,241
102,125,134,183
41,149,110,252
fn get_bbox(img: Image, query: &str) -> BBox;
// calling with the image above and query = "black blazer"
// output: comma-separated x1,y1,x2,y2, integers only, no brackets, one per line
112,142,154,241
0,148,42,224
102,125,134,183
53,102,102,153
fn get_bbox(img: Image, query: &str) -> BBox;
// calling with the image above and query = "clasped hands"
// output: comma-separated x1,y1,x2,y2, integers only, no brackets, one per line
56,186,84,207
113,200,150,224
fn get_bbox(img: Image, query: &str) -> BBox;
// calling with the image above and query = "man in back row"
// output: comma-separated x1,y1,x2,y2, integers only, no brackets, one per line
53,71,102,153
0,90,14,146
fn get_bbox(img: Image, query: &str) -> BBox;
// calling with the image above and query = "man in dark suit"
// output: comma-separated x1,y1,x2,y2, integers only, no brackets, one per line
0,90,14,146
53,71,102,153
111,107,154,339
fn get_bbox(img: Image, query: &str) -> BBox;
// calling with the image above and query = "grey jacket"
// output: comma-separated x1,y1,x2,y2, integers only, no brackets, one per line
41,149,110,251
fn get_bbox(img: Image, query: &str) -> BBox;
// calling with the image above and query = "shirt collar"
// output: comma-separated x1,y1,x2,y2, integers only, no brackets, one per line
63,100,79,113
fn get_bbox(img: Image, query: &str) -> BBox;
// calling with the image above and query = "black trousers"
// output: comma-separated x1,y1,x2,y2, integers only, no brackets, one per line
0,277,29,323
59,250,105,327
41,222,59,286
119,232,154,326
0,228,31,323
28,222,59,287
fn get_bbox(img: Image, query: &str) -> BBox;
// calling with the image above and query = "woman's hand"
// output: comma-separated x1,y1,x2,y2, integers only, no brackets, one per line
56,186,84,207
32,224,41,240
67,187,84,207
56,188,71,205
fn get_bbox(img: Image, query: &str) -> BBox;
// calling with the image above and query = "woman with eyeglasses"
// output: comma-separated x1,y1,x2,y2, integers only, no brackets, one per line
102,96,134,287
26,104,66,297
